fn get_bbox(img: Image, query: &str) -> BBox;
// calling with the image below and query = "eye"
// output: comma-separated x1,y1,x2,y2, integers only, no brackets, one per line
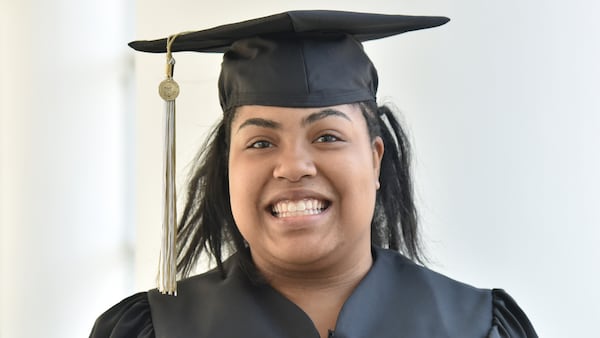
315,134,340,143
248,140,273,149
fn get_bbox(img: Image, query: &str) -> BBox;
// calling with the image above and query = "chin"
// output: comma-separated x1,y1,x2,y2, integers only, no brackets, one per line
270,239,341,267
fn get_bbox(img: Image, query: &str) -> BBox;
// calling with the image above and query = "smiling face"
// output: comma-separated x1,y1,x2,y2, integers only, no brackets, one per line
228,104,384,273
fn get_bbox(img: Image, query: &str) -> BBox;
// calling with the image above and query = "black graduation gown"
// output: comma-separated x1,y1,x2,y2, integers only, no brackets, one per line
90,248,537,338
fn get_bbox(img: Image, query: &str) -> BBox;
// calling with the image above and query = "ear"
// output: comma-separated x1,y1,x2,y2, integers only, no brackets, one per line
371,136,384,189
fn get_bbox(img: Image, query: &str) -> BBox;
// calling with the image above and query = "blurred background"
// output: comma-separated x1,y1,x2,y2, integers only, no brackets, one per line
1,1,598,337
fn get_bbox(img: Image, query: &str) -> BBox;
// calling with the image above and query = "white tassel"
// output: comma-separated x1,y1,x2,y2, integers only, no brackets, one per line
157,53,180,295
155,32,193,296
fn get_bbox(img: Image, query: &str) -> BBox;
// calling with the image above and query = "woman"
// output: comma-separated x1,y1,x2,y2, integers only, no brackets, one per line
91,10,537,338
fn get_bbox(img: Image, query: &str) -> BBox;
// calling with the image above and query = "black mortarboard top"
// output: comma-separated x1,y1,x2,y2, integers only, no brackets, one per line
128,10,449,296
129,10,449,112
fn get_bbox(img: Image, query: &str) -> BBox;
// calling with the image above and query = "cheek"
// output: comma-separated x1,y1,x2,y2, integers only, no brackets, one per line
228,156,245,219
228,156,268,227
341,167,377,206
329,148,378,187
333,150,378,218
343,172,377,236
228,162,248,216
348,149,378,207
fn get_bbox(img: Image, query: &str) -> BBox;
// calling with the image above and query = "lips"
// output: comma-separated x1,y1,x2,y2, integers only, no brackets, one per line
271,198,329,218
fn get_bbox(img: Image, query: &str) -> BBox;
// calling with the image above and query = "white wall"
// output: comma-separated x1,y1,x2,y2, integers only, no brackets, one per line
133,1,600,337
394,3,600,338
0,1,134,338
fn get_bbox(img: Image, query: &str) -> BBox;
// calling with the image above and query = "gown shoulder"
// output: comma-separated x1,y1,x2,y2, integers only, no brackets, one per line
89,292,155,338
488,288,538,338
89,250,538,338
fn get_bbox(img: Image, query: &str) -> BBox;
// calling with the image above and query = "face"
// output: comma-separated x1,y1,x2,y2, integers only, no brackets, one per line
228,104,384,272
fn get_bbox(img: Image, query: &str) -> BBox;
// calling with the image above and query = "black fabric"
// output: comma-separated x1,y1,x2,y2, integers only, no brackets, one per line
128,10,449,111
90,248,538,338
128,11,449,53
490,289,539,338
217,34,378,110
90,292,154,338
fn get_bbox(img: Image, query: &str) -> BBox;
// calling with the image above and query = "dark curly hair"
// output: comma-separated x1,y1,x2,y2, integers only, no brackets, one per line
175,101,423,278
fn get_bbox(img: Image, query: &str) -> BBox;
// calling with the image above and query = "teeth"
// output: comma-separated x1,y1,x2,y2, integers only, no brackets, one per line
272,199,327,218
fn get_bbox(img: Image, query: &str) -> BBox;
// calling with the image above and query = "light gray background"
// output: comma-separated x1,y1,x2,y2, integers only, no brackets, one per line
1,1,598,337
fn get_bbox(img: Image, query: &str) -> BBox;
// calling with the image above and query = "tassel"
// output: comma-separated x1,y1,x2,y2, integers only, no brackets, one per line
156,34,183,295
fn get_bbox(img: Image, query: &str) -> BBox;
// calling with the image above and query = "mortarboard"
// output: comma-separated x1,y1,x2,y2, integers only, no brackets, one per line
130,10,449,111
128,10,449,295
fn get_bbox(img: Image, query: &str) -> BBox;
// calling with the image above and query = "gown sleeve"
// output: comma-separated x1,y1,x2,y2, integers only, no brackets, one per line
488,289,538,338
89,292,155,338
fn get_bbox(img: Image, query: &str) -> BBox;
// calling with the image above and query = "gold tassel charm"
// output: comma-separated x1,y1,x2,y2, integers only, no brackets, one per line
157,34,183,296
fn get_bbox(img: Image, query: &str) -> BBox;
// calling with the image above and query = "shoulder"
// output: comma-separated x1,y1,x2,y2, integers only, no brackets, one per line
89,265,230,338
147,259,235,312
89,292,154,338
374,248,538,337
366,248,493,335
375,247,491,305
146,253,271,337
490,289,538,338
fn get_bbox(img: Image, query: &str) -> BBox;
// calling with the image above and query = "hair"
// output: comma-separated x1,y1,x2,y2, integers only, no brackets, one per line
176,101,423,279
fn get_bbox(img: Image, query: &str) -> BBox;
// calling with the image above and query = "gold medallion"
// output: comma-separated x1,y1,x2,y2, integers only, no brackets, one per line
159,78,180,101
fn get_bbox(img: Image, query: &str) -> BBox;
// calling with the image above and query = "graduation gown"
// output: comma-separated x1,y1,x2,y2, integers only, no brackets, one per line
90,248,537,338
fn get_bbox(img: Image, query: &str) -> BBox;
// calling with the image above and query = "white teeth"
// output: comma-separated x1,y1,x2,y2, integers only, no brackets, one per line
272,198,327,218
306,200,313,209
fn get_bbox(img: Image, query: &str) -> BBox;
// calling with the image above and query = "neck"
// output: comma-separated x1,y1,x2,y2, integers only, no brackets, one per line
253,246,373,338
262,252,372,292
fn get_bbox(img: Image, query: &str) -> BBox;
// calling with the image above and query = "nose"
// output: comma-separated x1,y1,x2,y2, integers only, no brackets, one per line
272,143,317,182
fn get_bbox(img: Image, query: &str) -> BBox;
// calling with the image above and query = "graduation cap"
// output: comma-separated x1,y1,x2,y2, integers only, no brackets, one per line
129,10,449,295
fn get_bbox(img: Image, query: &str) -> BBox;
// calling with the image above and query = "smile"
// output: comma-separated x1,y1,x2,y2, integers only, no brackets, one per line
271,199,329,218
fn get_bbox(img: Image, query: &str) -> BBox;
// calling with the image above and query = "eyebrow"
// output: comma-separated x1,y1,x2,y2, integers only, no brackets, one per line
236,108,351,133
302,109,351,126
237,118,281,133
